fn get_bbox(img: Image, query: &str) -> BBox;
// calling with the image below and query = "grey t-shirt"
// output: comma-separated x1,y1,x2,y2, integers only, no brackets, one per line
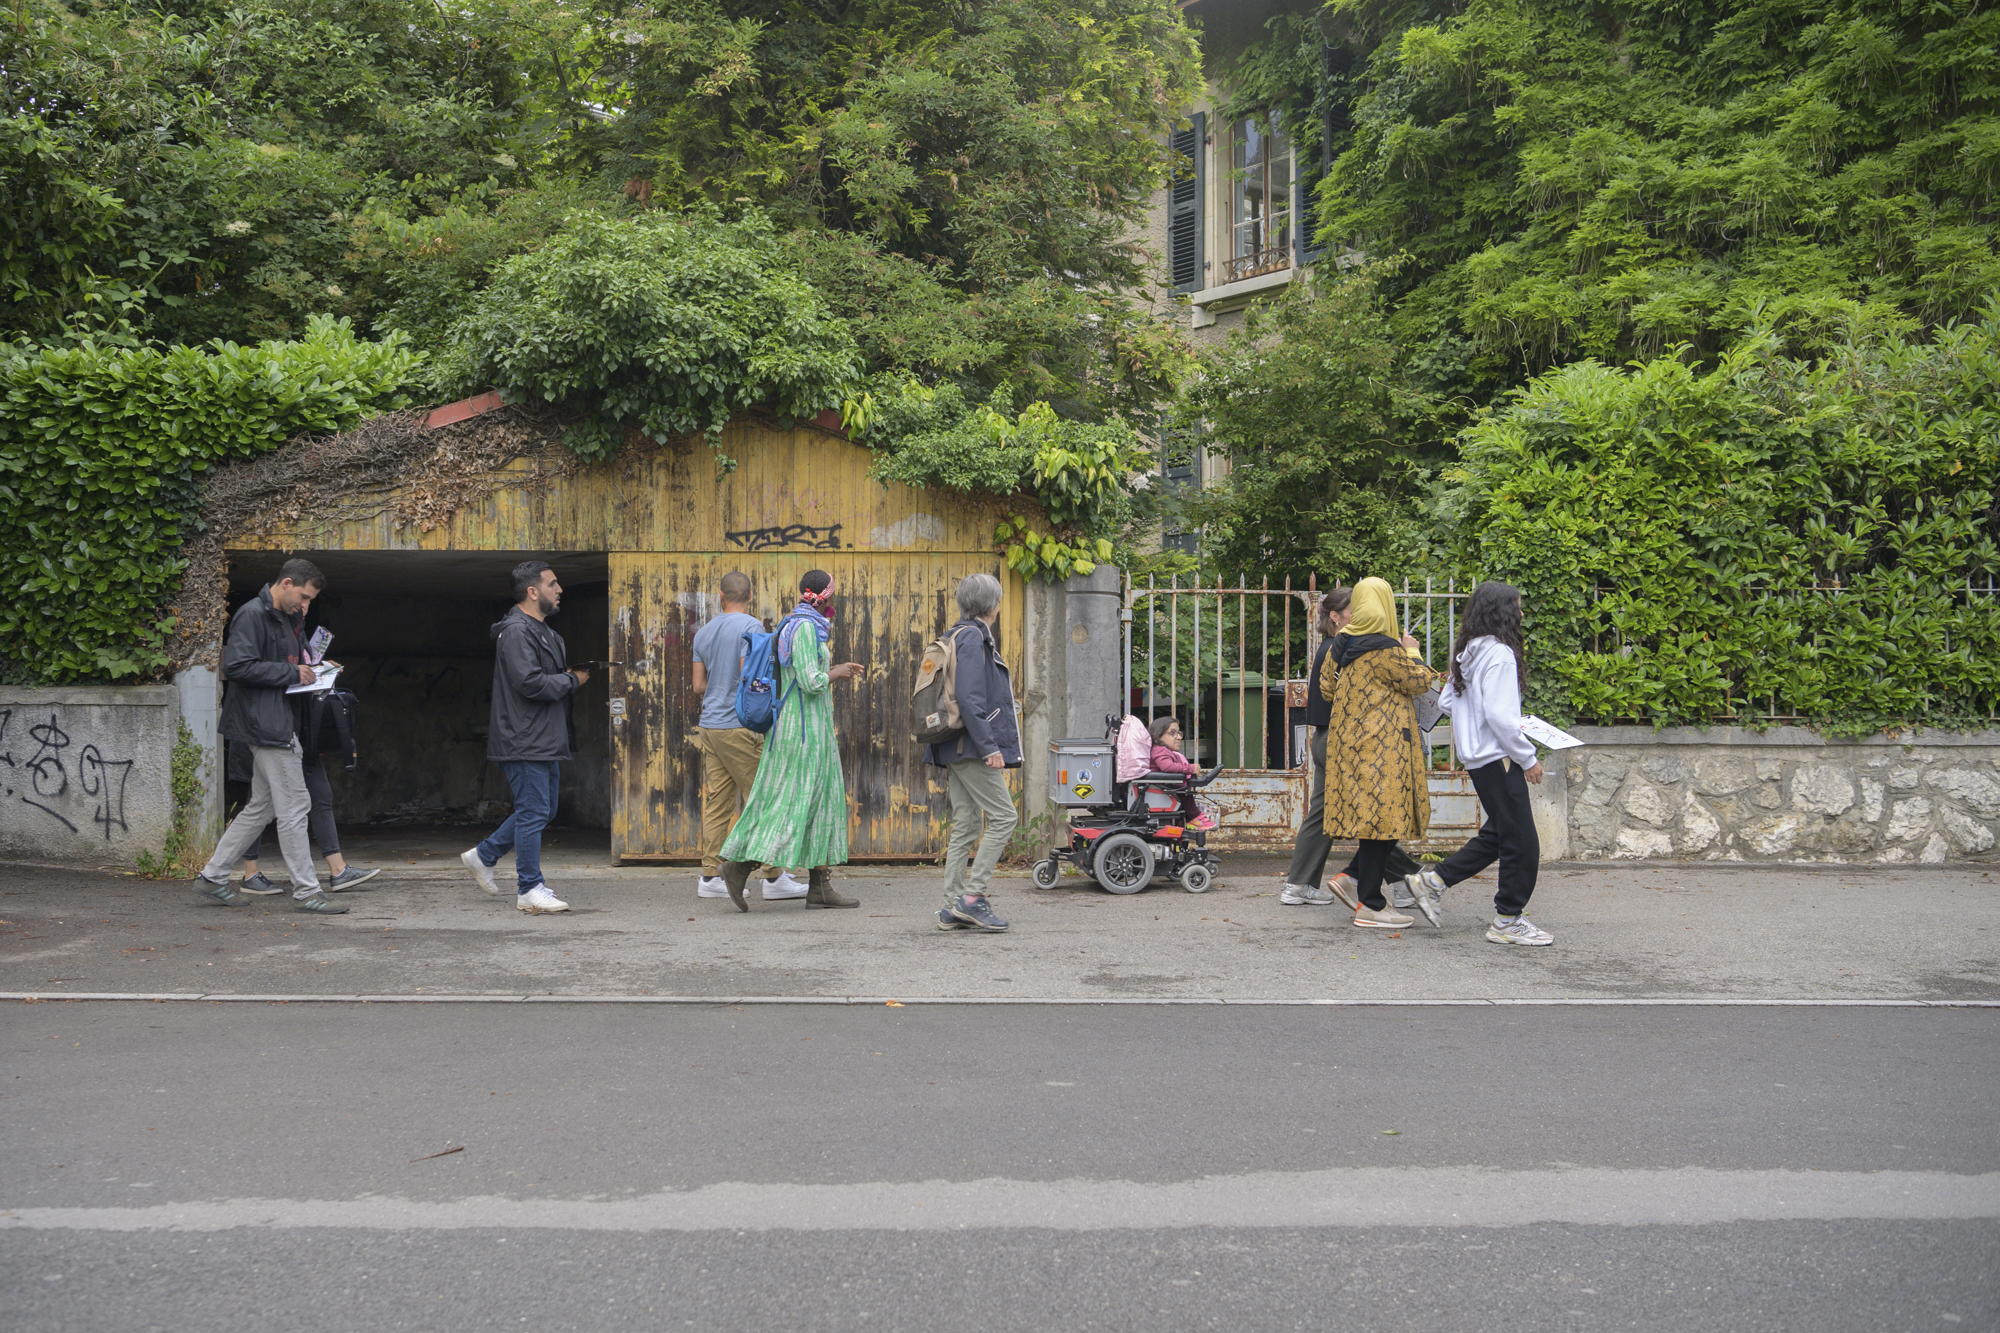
692,610,763,729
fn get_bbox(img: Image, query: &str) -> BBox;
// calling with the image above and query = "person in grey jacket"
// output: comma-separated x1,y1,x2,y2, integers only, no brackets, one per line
460,561,589,915
926,573,1021,933
192,559,346,914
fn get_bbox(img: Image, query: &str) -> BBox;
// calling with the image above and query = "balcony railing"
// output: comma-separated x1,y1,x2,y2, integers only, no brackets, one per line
1222,248,1291,284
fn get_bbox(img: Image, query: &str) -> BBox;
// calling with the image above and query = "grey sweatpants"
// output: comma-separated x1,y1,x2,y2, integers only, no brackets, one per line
941,759,1017,904
202,739,320,898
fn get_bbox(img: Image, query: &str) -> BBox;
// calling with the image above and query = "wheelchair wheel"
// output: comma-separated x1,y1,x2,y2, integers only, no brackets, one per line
1179,862,1213,894
1092,832,1154,894
1032,858,1060,889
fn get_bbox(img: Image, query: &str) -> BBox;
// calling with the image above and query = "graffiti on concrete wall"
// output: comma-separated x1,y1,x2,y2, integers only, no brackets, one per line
0,708,134,839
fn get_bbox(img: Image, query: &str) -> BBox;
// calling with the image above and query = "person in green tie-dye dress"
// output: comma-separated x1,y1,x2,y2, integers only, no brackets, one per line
716,570,864,911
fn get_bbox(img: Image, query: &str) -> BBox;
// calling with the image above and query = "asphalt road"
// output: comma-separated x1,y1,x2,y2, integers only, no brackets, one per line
3,1003,1995,1331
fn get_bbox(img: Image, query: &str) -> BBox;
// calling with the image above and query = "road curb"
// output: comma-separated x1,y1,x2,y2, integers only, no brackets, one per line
5,992,1997,1007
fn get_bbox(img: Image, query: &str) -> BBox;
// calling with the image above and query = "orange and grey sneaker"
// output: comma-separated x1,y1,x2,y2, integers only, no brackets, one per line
1353,903,1413,929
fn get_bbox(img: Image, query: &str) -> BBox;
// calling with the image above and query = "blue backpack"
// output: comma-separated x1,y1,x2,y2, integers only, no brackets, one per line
735,614,803,734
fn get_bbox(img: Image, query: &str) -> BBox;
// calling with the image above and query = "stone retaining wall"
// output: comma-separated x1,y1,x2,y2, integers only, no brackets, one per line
1553,726,2000,863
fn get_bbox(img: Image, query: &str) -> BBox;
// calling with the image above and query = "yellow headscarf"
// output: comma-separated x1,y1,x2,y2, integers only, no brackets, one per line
1344,577,1400,638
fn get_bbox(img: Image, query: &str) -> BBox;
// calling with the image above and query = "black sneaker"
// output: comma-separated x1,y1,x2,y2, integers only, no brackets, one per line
239,873,283,895
935,907,972,931
948,895,1009,932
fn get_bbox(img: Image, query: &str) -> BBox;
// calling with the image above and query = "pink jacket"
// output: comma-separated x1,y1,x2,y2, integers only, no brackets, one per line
1149,743,1198,774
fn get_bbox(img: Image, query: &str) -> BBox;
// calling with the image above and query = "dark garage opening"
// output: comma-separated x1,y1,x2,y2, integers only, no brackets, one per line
223,550,611,841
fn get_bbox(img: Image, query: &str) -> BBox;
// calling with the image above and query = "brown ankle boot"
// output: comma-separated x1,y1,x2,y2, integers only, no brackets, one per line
719,860,754,913
805,867,858,908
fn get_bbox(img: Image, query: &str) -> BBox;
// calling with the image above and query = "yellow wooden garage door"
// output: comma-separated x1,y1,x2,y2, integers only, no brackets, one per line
608,553,1026,860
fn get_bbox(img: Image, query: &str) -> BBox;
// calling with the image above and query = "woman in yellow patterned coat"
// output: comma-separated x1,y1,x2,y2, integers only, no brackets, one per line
1319,577,1438,928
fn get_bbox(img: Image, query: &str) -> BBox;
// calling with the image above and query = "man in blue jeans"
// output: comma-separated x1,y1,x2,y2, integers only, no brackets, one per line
461,561,588,914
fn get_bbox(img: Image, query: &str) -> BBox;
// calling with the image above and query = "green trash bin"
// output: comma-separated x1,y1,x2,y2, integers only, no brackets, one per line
1214,669,1271,769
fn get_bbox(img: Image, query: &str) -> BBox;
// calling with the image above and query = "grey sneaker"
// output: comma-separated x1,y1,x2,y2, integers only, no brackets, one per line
1279,882,1337,906
1408,867,1448,928
948,895,1009,932
1389,881,1418,909
193,874,244,906
1487,916,1553,946
1352,903,1413,929
935,907,972,931
326,866,381,891
238,872,283,895
293,892,348,915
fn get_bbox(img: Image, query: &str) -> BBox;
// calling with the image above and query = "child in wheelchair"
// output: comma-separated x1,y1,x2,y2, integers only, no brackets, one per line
1034,715,1224,895
1145,717,1217,831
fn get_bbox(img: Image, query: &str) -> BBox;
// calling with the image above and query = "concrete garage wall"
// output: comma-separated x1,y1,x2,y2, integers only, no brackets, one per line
1548,726,2000,863
0,686,181,865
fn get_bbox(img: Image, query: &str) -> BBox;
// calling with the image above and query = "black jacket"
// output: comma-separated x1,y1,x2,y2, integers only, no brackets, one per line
487,606,577,762
924,617,1022,768
218,585,307,748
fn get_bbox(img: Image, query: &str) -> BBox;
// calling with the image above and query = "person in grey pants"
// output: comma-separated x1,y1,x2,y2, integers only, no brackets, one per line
926,573,1020,933
192,558,345,915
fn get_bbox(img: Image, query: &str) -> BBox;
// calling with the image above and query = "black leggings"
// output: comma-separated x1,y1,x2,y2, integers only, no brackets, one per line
1339,842,1420,901
1435,759,1540,917
1348,839,1402,911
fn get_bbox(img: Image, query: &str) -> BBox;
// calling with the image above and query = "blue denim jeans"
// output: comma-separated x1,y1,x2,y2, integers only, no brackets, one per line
476,760,562,894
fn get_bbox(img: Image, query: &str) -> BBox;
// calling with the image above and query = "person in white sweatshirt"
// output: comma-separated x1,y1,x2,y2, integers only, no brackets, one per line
1404,582,1554,946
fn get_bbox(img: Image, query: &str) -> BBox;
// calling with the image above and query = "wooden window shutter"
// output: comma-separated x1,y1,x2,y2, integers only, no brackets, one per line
1168,112,1205,294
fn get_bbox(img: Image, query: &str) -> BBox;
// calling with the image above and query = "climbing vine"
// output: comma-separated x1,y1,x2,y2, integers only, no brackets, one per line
135,719,205,877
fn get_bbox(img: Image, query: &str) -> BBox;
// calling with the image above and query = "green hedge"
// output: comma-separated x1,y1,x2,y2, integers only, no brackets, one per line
0,316,415,683
1446,310,2000,731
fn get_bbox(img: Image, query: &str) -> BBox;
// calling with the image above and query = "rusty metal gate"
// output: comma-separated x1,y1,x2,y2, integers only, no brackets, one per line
1123,575,1481,852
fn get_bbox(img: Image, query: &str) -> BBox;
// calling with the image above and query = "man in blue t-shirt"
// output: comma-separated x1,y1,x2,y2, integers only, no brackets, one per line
689,572,803,900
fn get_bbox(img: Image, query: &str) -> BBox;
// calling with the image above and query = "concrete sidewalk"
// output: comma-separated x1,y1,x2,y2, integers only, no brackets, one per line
3,843,1997,1001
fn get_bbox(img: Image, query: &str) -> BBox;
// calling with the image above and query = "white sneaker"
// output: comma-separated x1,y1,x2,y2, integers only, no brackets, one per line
461,848,499,896
1279,883,1336,906
1390,881,1418,909
697,876,729,899
762,871,807,900
1487,916,1553,946
1353,903,1413,929
1409,867,1448,928
517,884,570,914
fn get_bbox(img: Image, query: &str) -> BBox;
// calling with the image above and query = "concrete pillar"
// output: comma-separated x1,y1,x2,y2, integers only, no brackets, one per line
1063,565,1124,738
1530,747,1571,860
173,663,224,858
1019,576,1064,842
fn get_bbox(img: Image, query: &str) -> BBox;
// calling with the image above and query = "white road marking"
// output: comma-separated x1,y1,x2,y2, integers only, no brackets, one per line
4,1169,1995,1232
3,992,1997,1007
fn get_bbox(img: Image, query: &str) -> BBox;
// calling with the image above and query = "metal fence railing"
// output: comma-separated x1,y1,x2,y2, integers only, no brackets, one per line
1127,571,2000,767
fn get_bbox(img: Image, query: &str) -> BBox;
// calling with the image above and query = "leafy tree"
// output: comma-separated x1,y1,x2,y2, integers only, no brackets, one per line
1295,0,2000,400
1172,263,1453,588
435,208,863,458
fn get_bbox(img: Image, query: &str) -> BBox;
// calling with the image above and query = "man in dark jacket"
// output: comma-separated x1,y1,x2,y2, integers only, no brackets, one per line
925,572,1021,933
193,559,346,914
460,561,588,914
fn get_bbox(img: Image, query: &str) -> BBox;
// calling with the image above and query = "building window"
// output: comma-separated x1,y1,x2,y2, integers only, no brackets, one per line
1227,114,1290,283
